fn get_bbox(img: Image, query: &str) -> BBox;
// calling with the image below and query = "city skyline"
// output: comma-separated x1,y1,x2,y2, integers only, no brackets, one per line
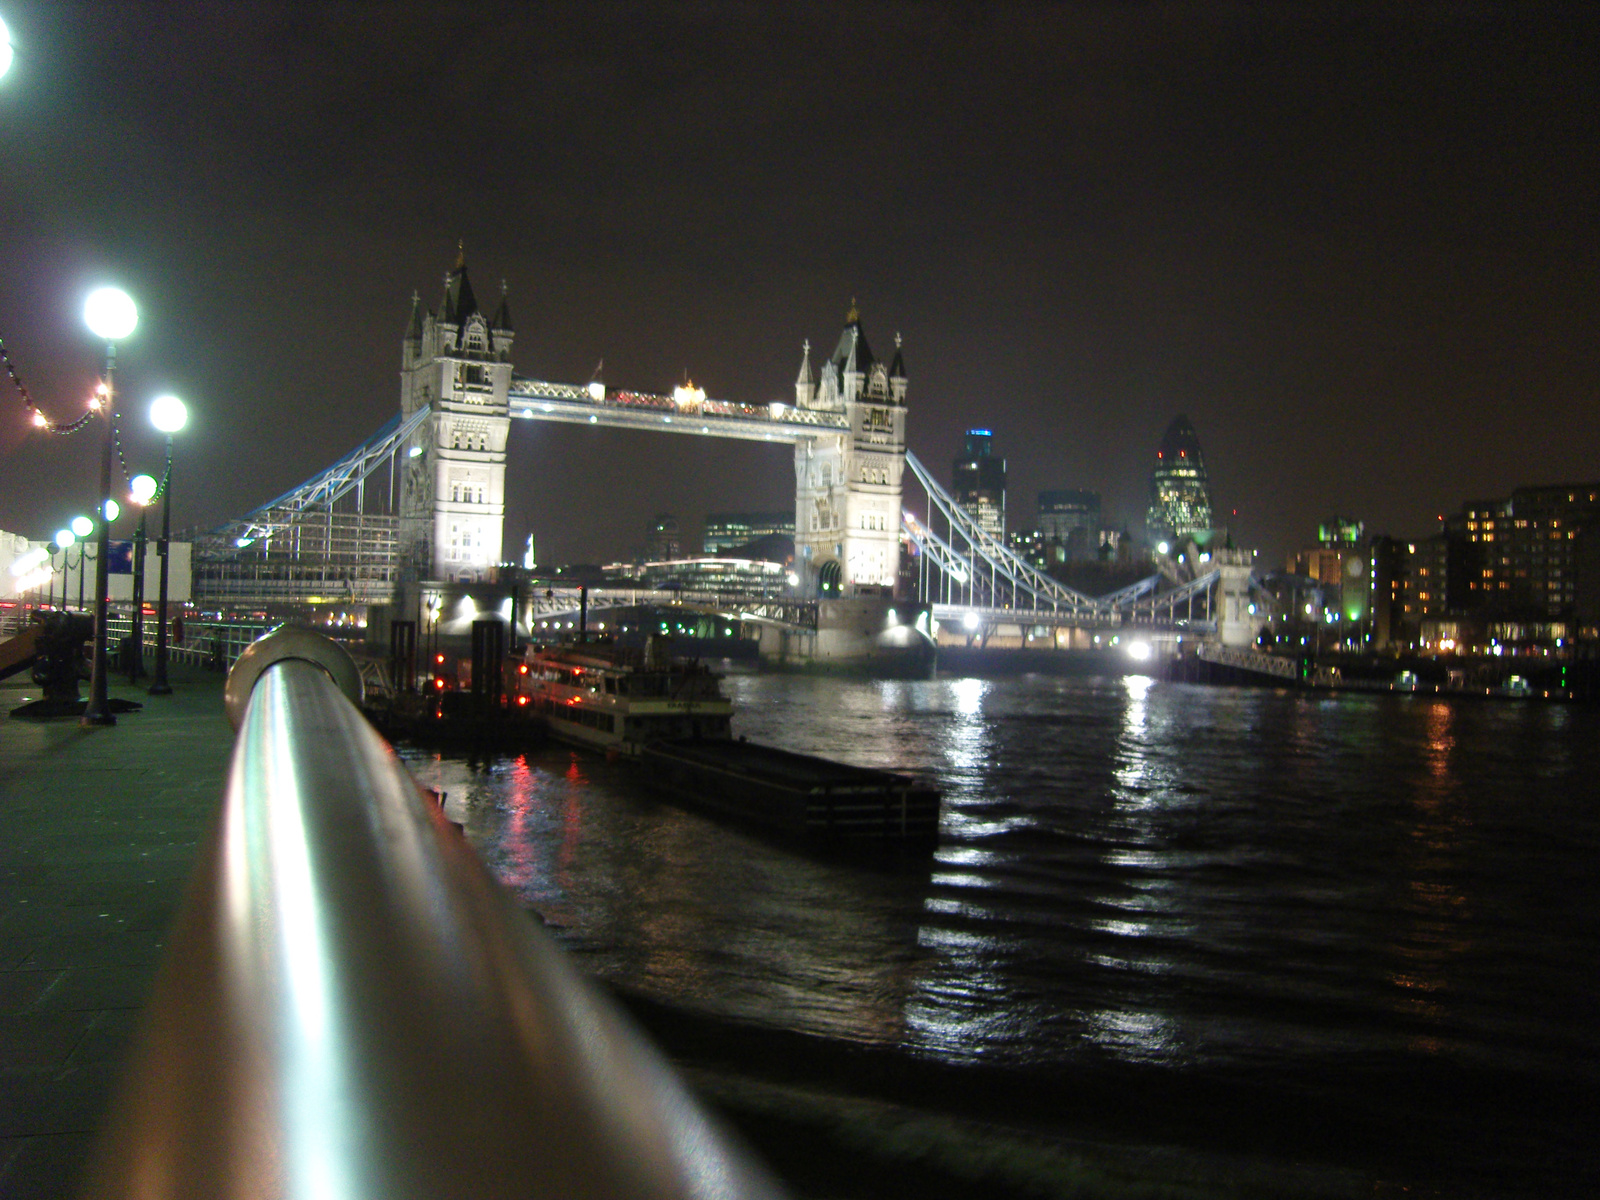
2,3,1597,568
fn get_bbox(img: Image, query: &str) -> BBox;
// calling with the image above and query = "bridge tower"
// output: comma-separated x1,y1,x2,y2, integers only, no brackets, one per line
398,250,514,583
791,306,908,598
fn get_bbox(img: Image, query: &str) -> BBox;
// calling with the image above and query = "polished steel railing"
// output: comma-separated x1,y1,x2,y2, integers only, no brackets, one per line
82,626,785,1200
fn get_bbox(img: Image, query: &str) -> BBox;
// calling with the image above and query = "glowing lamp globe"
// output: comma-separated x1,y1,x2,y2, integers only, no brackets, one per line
56,528,76,549
71,515,94,538
0,18,13,82
83,288,137,341
102,499,120,522
130,474,159,505
149,394,188,434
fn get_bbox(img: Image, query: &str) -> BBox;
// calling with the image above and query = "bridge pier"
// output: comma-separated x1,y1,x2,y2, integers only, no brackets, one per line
757,595,934,677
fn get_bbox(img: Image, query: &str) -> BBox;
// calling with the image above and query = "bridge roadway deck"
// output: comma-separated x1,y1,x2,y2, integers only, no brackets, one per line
0,664,233,1198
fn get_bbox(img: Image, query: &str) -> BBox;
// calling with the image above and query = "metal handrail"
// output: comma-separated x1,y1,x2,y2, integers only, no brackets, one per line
82,628,785,1200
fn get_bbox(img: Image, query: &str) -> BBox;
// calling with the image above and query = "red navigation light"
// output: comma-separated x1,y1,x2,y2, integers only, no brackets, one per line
517,695,528,706
518,664,528,674
435,678,445,690
435,654,445,664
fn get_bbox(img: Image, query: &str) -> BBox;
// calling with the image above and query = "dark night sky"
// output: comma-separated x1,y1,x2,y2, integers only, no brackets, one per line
2,2,1596,568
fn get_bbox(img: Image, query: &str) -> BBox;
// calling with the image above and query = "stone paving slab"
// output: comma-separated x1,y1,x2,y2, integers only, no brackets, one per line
0,663,233,1198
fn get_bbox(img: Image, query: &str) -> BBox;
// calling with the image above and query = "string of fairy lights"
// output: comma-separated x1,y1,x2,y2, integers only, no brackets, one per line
113,409,171,503
1,332,104,436
3,331,169,502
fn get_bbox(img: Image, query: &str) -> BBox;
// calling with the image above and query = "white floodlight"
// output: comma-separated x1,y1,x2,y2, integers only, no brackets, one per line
149,394,188,434
130,474,158,504
83,287,138,341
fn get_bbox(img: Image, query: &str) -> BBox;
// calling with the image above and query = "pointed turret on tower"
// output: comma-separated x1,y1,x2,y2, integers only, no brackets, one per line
889,332,908,406
795,339,816,409
440,247,481,329
491,280,513,336
831,300,874,405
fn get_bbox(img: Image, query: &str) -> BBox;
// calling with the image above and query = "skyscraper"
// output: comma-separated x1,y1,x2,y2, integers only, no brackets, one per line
1037,489,1101,561
1145,414,1213,545
953,429,1006,539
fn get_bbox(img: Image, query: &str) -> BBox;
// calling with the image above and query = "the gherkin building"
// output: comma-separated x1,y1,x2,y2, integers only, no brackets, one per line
1145,414,1213,544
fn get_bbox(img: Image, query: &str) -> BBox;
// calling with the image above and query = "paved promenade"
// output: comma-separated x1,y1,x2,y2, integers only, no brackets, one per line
0,664,233,1199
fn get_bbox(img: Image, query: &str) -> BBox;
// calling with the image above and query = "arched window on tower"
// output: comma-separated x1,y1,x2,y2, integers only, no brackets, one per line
819,560,843,596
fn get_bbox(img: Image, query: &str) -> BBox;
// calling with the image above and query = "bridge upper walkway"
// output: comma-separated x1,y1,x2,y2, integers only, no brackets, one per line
509,378,846,443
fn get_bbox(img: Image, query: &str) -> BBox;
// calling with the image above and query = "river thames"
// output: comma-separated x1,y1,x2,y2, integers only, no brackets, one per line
401,670,1597,1198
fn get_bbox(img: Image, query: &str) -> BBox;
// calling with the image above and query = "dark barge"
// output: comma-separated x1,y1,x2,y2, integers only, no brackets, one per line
639,738,941,844
367,690,546,751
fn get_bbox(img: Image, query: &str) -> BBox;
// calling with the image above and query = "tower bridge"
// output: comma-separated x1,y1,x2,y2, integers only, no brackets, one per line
195,251,1268,665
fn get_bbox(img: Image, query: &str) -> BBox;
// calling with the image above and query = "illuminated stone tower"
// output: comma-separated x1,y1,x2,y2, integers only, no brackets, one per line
399,248,514,582
791,305,908,596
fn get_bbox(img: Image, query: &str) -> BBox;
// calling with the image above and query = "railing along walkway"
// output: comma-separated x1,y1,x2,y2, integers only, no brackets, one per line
81,627,783,1199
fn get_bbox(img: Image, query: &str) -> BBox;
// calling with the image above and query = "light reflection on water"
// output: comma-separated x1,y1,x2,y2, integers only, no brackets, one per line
399,670,1599,1178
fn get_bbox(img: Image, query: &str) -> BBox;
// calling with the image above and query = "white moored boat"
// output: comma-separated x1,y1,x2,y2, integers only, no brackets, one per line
515,638,734,756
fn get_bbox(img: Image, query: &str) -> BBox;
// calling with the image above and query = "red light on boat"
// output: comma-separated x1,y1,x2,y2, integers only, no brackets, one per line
436,654,445,664
517,695,528,706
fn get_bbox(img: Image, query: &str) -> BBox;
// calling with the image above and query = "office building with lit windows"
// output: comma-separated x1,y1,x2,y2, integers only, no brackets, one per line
703,512,794,555
645,513,682,561
1447,484,1600,623
1145,415,1213,544
953,429,1006,539
1036,489,1101,561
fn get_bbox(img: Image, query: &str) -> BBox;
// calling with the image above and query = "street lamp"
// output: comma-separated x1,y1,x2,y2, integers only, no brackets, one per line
147,394,187,696
48,528,75,609
81,286,137,726
69,515,93,609
127,473,158,681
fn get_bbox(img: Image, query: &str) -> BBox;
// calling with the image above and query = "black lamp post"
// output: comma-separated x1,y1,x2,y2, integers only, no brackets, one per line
128,474,158,682
148,395,187,696
65,515,93,610
80,287,137,727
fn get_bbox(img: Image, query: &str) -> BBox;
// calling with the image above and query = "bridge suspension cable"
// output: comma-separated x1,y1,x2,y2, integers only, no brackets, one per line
902,450,1100,613
209,404,432,545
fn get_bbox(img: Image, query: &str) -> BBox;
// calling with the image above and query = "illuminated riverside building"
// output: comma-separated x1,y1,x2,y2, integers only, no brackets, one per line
1287,519,1366,591
703,511,793,555
953,429,1006,539
1145,414,1213,546
1447,484,1600,625
1361,486,1600,652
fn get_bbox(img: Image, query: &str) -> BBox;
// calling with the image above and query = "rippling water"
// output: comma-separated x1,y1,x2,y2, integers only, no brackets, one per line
400,670,1599,1196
